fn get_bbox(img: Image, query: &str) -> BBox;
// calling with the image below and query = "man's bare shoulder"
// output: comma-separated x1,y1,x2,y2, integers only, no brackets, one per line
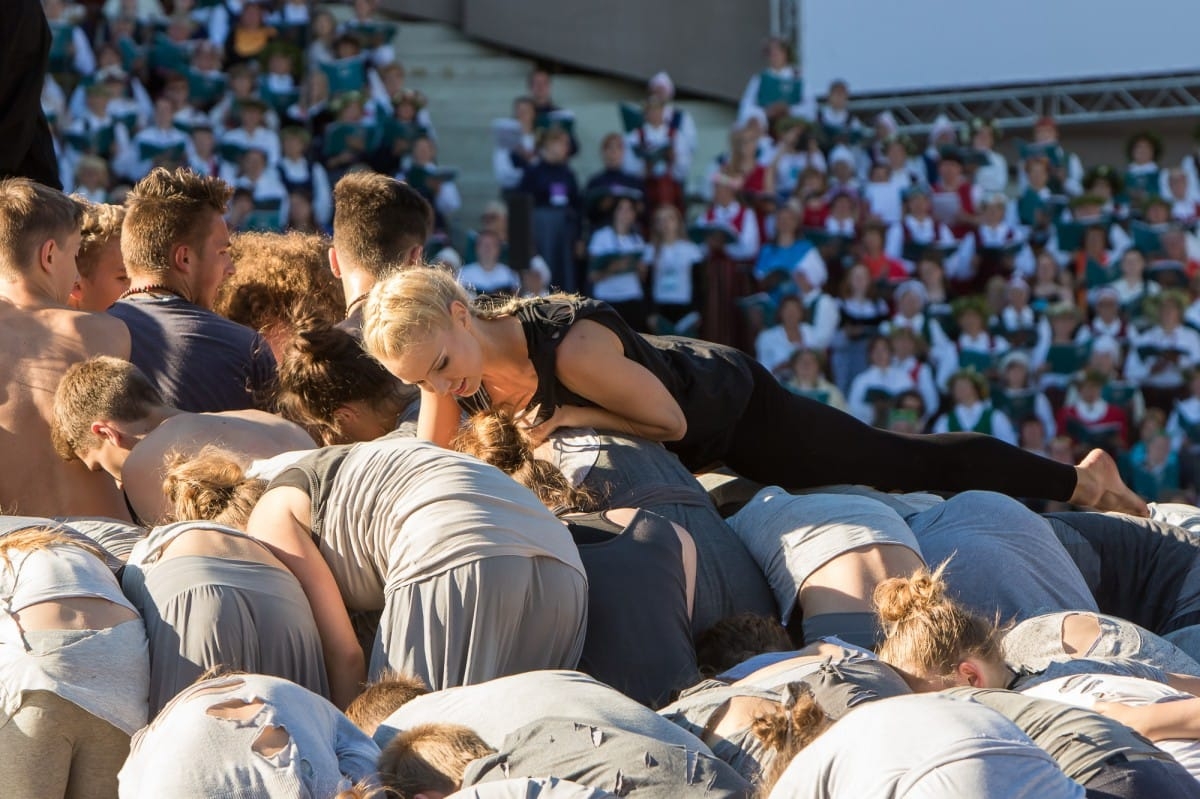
72,309,132,358
0,303,131,359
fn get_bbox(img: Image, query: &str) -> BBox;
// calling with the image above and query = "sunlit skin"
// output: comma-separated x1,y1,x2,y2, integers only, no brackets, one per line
192,214,235,310
379,303,488,400
71,239,129,311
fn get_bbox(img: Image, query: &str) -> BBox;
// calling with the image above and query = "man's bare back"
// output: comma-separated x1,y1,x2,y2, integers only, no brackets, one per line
0,300,131,518
123,409,316,525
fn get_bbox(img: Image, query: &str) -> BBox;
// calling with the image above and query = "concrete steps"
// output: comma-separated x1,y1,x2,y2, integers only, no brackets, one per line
323,9,738,237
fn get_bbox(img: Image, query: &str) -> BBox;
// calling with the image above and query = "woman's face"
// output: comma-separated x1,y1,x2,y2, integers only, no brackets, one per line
1132,139,1154,164
775,207,799,237
778,298,802,328
655,209,680,240
952,377,980,406
794,352,819,381
1162,301,1183,329
1035,254,1059,283
848,265,870,295
1004,362,1028,389
1121,252,1145,280
379,304,484,398
614,199,636,230
870,339,892,366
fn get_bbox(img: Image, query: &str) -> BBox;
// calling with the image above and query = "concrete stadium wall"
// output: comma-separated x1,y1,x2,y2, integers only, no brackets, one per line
381,0,768,102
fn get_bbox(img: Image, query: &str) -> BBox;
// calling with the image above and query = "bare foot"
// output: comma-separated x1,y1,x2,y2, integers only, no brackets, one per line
1070,449,1148,517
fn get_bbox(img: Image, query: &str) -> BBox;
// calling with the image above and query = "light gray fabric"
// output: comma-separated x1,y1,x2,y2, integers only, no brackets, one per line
942,687,1175,784
121,554,329,714
794,484,946,518
1,543,135,613
370,556,588,691
727,488,922,624
301,438,585,610
447,778,616,799
1150,502,1200,534
906,491,1097,622
767,694,1086,799
376,670,705,752
54,517,146,563
464,717,752,799
118,674,379,799
1003,612,1200,677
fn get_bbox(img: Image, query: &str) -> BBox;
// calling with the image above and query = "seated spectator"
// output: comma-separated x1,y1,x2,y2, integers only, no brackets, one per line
69,199,128,312
1125,130,1164,208
117,97,188,183
225,0,277,67
934,370,1017,445
1127,290,1200,410
227,145,289,232
219,96,281,171
755,294,815,377
936,298,1009,390
885,185,957,272
400,135,461,233
848,335,913,425
459,229,521,298
107,168,277,413
1057,370,1130,457
786,347,847,411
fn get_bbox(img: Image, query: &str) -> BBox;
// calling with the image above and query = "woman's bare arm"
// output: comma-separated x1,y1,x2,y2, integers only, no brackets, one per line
416,387,464,448
246,486,365,709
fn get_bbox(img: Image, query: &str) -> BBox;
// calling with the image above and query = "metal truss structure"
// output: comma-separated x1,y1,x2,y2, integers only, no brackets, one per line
845,74,1200,134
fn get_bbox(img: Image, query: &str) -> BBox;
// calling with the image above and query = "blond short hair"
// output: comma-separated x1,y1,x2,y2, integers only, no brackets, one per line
75,199,126,279
122,167,231,279
0,178,81,278
51,356,163,461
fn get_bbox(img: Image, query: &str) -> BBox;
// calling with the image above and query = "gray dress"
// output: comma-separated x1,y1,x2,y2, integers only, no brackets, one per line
561,431,777,633
121,521,329,714
269,437,589,690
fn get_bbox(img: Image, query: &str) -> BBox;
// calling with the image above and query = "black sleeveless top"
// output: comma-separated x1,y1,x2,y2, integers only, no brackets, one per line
461,297,757,469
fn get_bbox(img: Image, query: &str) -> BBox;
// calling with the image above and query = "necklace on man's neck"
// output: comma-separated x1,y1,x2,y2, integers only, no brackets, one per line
119,283,188,302
344,291,370,319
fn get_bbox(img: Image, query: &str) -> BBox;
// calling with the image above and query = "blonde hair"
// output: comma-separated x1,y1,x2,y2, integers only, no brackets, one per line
451,411,598,513
75,200,126,279
378,723,495,797
0,178,82,278
361,264,472,362
874,562,1003,683
51,356,164,461
751,688,834,794
0,525,107,569
162,447,266,528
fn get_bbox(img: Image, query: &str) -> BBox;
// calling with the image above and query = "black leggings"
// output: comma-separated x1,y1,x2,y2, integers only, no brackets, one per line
718,362,1079,501
1084,754,1200,799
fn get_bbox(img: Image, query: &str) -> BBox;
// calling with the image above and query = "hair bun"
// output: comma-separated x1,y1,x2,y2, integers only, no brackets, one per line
873,567,947,624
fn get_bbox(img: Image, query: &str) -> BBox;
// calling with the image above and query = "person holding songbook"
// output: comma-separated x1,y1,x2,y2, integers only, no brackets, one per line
814,79,864,152
624,96,688,218
341,0,399,67
954,194,1033,291
847,334,918,426
786,347,847,411
1126,290,1200,410
968,117,1008,195
885,185,957,272
1020,116,1085,197
62,82,130,180
931,147,980,239
321,91,377,179
936,297,1010,390
992,350,1057,440
218,96,281,171
1030,251,1075,311
739,35,807,124
583,133,645,231
277,125,332,230
587,195,648,331
831,262,890,390
989,276,1040,351
1098,248,1160,328
227,145,289,232
755,294,816,376
933,369,1017,445
643,204,703,336
1031,302,1090,396
458,229,521,298
492,96,539,191
1125,131,1165,210
117,96,189,182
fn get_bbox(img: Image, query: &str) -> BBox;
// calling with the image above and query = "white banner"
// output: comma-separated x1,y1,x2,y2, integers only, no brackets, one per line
801,0,1200,96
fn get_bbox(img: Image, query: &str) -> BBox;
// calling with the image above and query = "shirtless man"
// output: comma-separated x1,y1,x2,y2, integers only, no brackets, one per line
0,179,131,518
329,171,432,334
51,356,315,526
